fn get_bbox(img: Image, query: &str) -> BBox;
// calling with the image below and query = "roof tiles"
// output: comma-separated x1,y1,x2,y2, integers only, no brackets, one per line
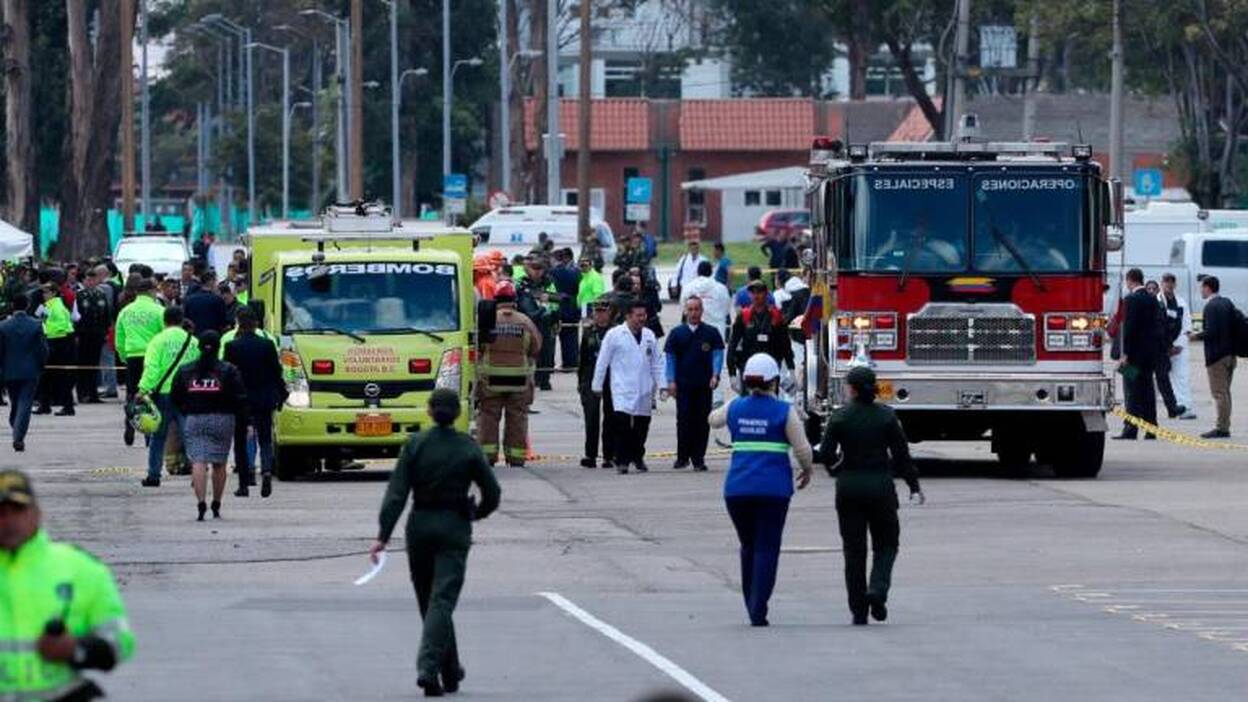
523,98,650,152
679,99,814,151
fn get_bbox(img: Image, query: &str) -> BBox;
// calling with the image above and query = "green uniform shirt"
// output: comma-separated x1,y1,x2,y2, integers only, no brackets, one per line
0,530,135,699
114,296,166,360
378,426,502,545
42,298,74,340
138,326,200,395
577,269,606,310
819,401,921,496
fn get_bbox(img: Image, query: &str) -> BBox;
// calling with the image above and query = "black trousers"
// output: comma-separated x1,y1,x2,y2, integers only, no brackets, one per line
611,411,651,466
124,357,145,399
40,336,76,410
1153,354,1179,416
580,386,616,461
558,323,579,369
675,384,713,465
75,330,106,401
836,488,900,617
536,326,556,388
1122,362,1157,438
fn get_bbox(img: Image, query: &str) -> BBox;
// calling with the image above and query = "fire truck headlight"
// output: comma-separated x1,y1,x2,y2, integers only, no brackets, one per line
1046,333,1068,349
1069,315,1091,331
851,315,872,331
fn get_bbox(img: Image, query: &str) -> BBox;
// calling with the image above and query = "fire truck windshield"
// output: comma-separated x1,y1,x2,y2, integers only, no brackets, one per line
848,174,969,273
972,174,1084,273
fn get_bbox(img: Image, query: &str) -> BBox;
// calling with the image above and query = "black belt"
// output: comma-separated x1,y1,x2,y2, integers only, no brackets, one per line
410,497,476,519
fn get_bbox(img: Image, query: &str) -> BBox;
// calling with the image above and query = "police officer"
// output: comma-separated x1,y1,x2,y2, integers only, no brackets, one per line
726,280,794,394
114,279,165,446
578,297,617,468
369,390,501,698
708,354,814,626
0,470,135,701
819,366,924,626
517,258,558,391
477,280,541,467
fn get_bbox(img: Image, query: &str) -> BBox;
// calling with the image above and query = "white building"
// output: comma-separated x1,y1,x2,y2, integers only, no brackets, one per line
681,166,807,243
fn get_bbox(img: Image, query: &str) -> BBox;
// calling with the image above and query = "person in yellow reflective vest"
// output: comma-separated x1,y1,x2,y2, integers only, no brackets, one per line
36,284,77,417
475,281,540,467
0,470,135,701
114,280,165,446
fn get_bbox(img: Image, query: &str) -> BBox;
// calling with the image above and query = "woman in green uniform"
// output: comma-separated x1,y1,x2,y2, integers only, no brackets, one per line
820,366,924,626
369,389,502,697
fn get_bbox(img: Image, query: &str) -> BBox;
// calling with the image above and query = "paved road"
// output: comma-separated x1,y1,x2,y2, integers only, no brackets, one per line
9,332,1248,701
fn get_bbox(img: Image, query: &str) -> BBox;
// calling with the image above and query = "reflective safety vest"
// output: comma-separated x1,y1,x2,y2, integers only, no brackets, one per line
724,394,794,498
41,299,73,341
481,307,538,393
0,530,135,700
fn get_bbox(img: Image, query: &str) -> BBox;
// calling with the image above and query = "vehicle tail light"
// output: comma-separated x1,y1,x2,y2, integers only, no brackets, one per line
836,312,898,352
311,359,335,375
409,358,432,374
435,349,463,392
1046,316,1067,330
874,314,897,329
1044,313,1105,352
280,348,310,408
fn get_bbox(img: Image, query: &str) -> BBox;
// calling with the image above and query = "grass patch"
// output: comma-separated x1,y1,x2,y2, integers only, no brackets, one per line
648,241,775,290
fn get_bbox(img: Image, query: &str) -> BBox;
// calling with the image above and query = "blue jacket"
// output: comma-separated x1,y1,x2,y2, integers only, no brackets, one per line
549,264,582,323
724,394,794,498
0,312,48,382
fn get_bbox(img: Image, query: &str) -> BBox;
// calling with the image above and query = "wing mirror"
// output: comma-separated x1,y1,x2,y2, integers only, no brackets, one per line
1106,178,1125,252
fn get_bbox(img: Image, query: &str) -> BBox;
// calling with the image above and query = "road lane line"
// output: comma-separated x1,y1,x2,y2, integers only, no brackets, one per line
538,592,731,702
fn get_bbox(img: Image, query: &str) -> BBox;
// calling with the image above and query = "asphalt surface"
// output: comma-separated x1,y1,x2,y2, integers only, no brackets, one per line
10,313,1248,701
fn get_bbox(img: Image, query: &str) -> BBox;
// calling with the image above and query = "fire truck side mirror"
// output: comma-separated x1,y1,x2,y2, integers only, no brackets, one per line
810,181,827,228
1106,179,1126,252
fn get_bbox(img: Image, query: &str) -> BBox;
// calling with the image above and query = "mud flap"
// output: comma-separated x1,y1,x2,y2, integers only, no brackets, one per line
1080,410,1108,433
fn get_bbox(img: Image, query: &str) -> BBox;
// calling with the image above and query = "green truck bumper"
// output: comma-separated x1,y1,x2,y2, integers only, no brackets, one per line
276,401,471,448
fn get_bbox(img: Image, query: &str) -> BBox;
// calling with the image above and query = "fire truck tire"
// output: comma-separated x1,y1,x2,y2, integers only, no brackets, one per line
1051,430,1105,479
275,447,314,481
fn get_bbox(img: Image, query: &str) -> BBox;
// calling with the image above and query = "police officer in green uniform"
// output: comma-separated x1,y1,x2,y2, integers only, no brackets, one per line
819,366,925,626
0,470,136,701
369,389,502,697
577,297,617,468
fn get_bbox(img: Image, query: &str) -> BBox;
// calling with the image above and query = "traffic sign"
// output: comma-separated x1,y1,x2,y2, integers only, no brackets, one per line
443,173,468,199
626,177,652,204
625,203,651,222
1134,168,1164,198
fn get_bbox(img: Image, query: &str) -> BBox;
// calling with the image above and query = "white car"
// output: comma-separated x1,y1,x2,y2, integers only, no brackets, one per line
1168,229,1248,317
112,236,191,279
468,205,618,263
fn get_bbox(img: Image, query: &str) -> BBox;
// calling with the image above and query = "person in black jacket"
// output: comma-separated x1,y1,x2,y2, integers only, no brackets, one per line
224,307,285,498
1115,268,1165,440
1190,276,1238,438
182,274,229,338
171,331,247,521
577,299,616,468
549,248,582,370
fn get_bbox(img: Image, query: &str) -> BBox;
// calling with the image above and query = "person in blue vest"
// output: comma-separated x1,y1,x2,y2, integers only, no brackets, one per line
708,353,814,626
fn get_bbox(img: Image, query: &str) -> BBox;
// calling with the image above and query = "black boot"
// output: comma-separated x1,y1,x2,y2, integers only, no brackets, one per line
197,502,207,522
210,500,221,519
417,677,444,697
866,593,888,622
441,666,465,694
123,424,135,446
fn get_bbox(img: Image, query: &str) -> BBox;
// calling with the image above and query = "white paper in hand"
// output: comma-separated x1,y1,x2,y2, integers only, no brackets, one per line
353,550,387,586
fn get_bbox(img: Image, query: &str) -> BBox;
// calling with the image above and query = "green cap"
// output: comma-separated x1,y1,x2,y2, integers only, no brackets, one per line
845,366,877,388
0,470,34,506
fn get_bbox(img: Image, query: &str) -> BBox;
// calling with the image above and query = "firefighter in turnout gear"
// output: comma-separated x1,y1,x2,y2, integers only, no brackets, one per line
476,280,541,467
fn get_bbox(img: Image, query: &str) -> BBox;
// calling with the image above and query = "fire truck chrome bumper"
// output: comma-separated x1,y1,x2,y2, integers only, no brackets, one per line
833,373,1113,411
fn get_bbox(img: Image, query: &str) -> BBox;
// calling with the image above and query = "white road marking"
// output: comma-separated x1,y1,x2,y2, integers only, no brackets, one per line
538,592,732,702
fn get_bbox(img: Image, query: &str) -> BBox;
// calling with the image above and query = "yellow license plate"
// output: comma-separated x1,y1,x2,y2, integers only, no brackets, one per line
876,380,895,401
355,414,394,437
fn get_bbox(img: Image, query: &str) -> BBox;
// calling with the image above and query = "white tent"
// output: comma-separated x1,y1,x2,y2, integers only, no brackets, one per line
0,219,34,259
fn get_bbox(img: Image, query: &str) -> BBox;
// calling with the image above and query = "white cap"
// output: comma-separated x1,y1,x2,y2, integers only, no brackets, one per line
743,353,780,383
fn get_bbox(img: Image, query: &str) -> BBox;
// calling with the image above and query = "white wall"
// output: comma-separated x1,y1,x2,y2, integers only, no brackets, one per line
719,186,805,243
681,58,732,99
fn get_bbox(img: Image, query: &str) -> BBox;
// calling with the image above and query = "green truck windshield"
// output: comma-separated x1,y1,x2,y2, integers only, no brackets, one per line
282,262,460,334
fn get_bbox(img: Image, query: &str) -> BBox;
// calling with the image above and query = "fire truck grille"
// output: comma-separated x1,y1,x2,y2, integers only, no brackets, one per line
906,310,1036,364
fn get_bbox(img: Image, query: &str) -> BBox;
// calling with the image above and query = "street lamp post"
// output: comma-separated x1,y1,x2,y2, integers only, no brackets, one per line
190,23,234,236
140,0,151,228
300,9,350,203
247,42,292,219
277,24,322,213
395,68,428,221
445,56,484,187
500,49,542,197
202,15,254,225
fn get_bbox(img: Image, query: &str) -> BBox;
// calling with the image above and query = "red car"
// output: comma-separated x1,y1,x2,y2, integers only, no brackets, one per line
756,209,811,239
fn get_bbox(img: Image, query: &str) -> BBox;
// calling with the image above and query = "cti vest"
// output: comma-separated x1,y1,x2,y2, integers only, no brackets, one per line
724,394,794,498
481,306,535,393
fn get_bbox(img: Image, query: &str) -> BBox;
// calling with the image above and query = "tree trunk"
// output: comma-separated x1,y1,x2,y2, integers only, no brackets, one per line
506,0,528,201
62,0,129,259
847,0,870,100
530,0,548,204
2,0,39,237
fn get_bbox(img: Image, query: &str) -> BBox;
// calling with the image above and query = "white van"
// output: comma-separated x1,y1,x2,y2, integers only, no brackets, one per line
1168,229,1248,317
112,236,191,279
468,205,618,263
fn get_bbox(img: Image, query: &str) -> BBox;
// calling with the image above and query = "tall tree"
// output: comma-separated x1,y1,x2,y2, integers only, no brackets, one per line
2,0,38,234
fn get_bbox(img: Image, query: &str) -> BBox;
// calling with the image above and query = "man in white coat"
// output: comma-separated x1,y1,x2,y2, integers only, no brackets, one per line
668,239,708,300
1160,273,1197,419
681,260,732,405
592,299,665,474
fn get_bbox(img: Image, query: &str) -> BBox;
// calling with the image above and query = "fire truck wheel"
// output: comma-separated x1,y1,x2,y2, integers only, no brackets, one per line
1051,430,1105,479
275,447,315,482
995,445,1032,473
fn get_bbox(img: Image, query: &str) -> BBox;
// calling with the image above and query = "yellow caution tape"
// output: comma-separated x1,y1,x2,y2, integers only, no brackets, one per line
1111,406,1248,451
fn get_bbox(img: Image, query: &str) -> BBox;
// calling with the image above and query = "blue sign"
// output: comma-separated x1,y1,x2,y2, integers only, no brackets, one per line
1134,168,1163,198
443,173,468,199
626,177,652,204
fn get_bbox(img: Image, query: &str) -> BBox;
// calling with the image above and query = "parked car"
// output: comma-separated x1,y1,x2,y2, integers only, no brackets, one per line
468,205,618,263
755,208,810,239
112,235,191,279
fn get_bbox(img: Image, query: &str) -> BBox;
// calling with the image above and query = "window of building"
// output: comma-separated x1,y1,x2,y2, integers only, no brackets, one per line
686,168,706,225
744,190,761,207
765,190,782,207
560,188,606,214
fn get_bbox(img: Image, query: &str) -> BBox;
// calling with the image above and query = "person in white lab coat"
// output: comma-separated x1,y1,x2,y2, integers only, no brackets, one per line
591,299,665,474
1160,273,1197,419
668,239,708,300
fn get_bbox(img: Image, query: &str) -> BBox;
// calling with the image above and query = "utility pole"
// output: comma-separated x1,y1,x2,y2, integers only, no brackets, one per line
498,0,510,196
282,48,291,219
576,0,592,239
389,0,401,222
442,0,451,181
246,27,255,225
140,0,151,228
336,22,348,202
350,0,364,201
1021,12,1041,140
311,38,322,212
1109,0,1125,181
545,0,561,205
120,0,136,233
946,0,971,140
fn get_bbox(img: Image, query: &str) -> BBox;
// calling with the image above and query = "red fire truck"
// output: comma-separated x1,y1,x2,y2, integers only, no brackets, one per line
803,127,1125,477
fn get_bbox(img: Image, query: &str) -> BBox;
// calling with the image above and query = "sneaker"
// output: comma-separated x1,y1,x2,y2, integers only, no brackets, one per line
1201,429,1231,439
580,457,596,468
140,477,160,488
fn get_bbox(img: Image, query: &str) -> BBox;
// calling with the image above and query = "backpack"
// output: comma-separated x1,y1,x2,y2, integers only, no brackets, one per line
1233,305,1248,358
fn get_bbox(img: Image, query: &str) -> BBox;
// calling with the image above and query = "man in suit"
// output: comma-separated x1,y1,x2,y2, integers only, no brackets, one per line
1116,268,1165,440
223,306,286,498
1190,276,1238,438
0,295,49,451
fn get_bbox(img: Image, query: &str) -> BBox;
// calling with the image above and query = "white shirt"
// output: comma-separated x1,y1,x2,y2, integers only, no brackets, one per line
680,275,732,331
591,324,665,416
671,253,707,289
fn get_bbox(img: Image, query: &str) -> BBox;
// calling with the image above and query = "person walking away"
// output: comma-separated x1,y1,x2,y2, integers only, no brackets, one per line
578,298,617,469
1159,273,1195,419
369,389,501,698
680,261,732,337
0,295,48,451
712,242,732,291
668,238,707,301
549,248,582,370
94,265,121,400
517,258,558,391
1190,275,1238,438
665,297,724,471
137,306,199,488
74,269,112,404
183,275,229,338
171,331,246,521
36,284,77,417
224,307,285,498
727,280,795,395
707,354,814,626
1114,268,1164,440
115,279,165,446
0,470,136,701
820,366,924,625
476,281,541,467
576,256,605,315
591,300,664,474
